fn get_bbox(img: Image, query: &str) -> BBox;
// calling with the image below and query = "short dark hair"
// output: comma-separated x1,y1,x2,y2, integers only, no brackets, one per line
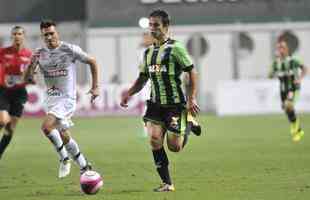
149,9,170,27
40,20,57,30
11,26,25,34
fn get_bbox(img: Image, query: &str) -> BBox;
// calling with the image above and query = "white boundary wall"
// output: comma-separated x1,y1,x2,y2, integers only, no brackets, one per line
216,78,310,116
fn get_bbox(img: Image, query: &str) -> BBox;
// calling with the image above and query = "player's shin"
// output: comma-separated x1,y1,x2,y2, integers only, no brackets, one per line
64,138,88,169
0,132,12,158
286,109,297,123
46,129,69,161
152,147,172,185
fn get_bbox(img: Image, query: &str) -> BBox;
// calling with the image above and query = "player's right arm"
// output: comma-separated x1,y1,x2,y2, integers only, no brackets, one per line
23,52,39,84
0,48,4,86
268,61,277,78
120,73,149,108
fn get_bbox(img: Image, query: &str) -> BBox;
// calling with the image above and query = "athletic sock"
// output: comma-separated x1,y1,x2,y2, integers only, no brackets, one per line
0,134,12,158
64,138,87,169
47,129,69,161
286,110,297,123
152,148,172,185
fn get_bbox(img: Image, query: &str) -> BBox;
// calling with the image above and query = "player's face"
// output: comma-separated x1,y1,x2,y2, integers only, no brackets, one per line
41,26,60,49
149,17,168,40
277,41,289,58
11,28,25,46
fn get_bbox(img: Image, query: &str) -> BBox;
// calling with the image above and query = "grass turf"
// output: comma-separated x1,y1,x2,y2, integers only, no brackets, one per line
0,114,310,200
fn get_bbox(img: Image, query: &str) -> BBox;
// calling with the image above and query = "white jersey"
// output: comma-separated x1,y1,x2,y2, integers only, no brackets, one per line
35,41,89,100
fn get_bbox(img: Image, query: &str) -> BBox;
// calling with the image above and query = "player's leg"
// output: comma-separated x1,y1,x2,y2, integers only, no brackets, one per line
41,113,70,177
144,101,175,192
165,106,188,151
0,88,26,159
284,91,304,141
59,128,91,174
147,121,175,192
0,110,11,158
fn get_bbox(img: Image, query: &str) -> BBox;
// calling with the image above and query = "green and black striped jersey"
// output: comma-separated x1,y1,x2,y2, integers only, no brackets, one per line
139,38,194,105
270,56,304,92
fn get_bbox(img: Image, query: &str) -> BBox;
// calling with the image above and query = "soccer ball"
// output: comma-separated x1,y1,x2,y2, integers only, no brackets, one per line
80,170,103,195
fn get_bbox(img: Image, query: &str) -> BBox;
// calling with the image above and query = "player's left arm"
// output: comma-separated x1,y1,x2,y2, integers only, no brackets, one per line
299,65,308,79
174,41,200,116
186,68,200,116
294,58,308,84
85,55,100,103
71,44,100,103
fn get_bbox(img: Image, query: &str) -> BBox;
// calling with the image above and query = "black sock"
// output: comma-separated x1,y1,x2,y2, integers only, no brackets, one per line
0,134,12,157
152,148,172,185
286,110,297,123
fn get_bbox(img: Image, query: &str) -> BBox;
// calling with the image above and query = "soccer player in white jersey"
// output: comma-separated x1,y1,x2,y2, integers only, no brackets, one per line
23,20,100,178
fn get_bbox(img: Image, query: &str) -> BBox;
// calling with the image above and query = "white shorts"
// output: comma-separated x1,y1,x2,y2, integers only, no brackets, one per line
44,96,76,130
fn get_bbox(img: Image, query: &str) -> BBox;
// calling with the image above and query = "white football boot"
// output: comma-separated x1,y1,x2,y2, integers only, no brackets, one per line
58,158,71,178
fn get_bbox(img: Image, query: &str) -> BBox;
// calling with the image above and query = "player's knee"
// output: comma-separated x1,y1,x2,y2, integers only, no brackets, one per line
0,121,7,129
60,131,71,144
284,101,294,112
4,123,14,136
166,133,183,152
150,136,163,149
0,115,10,128
41,122,54,135
167,143,182,152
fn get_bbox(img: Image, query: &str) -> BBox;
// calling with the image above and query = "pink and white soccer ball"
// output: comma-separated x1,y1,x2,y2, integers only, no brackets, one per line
80,170,103,195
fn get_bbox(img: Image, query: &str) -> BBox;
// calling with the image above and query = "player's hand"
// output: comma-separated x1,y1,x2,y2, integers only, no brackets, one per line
120,90,130,108
187,97,200,116
88,86,100,103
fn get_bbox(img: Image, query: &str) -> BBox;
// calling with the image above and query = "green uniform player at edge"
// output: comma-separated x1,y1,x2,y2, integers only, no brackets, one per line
269,38,308,142
120,9,202,192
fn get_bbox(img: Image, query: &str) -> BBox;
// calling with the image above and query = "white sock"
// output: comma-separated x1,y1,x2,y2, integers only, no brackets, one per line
47,129,68,161
64,138,87,169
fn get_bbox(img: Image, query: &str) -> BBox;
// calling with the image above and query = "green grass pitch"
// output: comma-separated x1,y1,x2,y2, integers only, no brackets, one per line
0,114,310,200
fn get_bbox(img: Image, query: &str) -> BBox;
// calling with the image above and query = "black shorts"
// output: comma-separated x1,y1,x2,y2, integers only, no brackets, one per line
280,90,299,108
143,100,188,135
0,87,28,117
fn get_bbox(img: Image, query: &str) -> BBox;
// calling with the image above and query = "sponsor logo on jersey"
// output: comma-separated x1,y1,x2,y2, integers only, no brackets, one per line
4,75,23,87
148,64,167,73
47,85,62,96
44,69,68,78
170,116,179,130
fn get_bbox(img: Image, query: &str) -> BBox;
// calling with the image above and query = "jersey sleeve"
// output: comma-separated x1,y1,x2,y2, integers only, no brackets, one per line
138,49,149,77
0,48,4,86
0,48,3,64
269,60,277,77
173,41,194,72
69,44,89,64
292,56,304,69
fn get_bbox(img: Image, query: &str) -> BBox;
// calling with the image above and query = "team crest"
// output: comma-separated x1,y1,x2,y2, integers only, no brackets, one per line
170,116,179,129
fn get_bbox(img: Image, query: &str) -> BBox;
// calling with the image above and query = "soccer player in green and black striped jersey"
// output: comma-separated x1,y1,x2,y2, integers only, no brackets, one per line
120,9,201,192
269,39,307,142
